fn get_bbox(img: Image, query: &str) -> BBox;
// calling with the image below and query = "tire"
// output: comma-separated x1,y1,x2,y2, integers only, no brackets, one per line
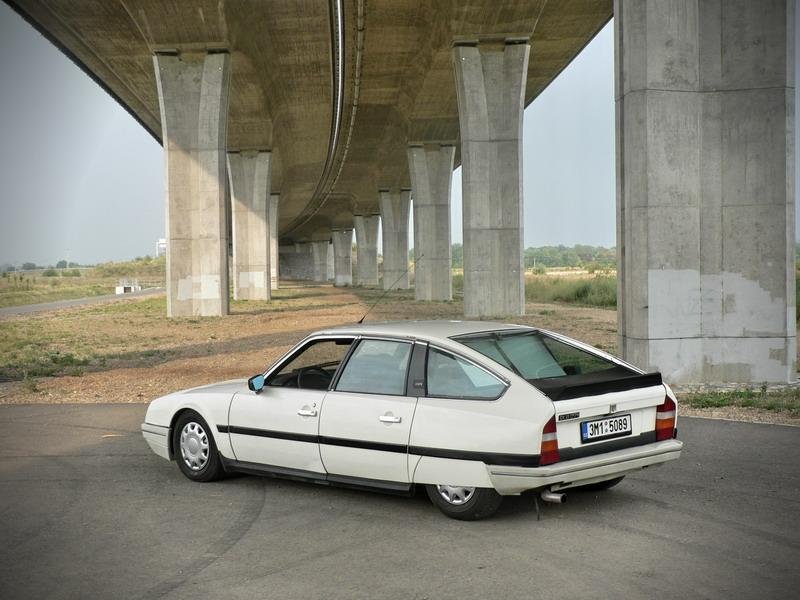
575,475,625,492
173,411,225,482
425,484,503,521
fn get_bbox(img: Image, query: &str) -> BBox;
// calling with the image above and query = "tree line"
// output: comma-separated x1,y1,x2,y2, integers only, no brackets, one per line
2,260,82,272
409,244,617,270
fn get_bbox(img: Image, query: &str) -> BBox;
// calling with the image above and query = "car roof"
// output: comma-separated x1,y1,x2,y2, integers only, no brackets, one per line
317,320,534,343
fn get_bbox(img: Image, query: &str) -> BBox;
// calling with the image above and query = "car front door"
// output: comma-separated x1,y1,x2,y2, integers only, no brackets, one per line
227,336,354,474
319,338,421,485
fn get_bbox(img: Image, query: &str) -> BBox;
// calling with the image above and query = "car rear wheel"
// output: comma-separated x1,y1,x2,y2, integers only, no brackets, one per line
425,484,503,520
576,475,625,491
173,411,225,482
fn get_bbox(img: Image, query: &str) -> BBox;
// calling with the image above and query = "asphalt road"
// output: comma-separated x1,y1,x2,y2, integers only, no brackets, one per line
0,404,797,600
0,287,165,318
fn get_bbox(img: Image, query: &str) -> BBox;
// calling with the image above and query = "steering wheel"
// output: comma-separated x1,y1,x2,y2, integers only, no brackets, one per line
297,366,331,390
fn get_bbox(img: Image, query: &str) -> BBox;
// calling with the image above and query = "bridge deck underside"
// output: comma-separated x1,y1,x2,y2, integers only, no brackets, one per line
8,0,612,241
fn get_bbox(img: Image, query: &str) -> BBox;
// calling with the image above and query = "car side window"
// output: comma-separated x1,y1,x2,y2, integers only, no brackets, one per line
426,347,506,400
266,338,353,390
335,339,412,396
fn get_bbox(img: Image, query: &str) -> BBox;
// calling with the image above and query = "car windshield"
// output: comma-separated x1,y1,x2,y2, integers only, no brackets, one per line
453,330,639,395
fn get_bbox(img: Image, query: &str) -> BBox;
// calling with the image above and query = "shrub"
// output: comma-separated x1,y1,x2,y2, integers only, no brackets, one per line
42,269,59,277
91,255,165,278
452,273,464,294
585,262,600,274
525,274,617,308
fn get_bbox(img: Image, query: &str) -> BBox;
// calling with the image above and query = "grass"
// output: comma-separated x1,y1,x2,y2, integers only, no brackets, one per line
5,261,795,315
525,274,616,308
452,271,616,309
683,386,800,416
453,265,800,315
0,295,166,381
0,257,165,309
91,255,165,278
0,285,386,382
0,346,91,380
0,315,98,380
0,283,111,308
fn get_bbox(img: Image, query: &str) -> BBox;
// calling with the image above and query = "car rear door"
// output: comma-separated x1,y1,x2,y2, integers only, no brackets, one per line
318,338,420,485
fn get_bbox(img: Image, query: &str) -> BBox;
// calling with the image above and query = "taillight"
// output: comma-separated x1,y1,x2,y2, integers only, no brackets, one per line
656,396,677,441
540,416,560,465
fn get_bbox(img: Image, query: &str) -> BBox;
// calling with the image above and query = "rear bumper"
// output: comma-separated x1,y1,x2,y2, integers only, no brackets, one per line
141,423,171,461
488,439,683,495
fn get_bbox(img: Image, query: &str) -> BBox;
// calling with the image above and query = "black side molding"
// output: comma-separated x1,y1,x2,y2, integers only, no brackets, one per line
220,425,318,445
219,425,541,468
219,457,414,496
409,445,541,468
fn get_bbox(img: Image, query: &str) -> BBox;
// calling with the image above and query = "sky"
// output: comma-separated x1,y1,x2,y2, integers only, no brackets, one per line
450,21,616,248
0,3,163,266
0,6,795,265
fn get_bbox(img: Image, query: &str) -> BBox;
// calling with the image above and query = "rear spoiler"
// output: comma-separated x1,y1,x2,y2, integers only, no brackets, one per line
533,372,664,401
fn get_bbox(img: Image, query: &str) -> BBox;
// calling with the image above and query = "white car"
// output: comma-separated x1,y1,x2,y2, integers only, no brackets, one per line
142,321,683,520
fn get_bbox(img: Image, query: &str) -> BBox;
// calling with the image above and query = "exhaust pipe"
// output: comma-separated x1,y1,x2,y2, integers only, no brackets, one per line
540,489,566,504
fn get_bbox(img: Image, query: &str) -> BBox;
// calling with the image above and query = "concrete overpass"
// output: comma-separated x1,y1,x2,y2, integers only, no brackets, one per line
6,0,796,385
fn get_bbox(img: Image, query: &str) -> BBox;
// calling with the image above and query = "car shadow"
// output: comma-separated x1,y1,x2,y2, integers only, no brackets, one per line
216,472,632,523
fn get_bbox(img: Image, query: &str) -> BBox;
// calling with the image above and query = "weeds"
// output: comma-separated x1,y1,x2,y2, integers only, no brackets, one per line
22,376,39,393
454,272,616,309
525,274,616,308
683,386,800,416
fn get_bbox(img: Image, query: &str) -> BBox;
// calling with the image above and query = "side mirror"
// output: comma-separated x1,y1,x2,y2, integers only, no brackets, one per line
247,374,265,394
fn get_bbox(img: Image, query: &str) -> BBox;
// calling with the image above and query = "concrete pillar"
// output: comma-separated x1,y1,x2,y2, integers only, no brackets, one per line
269,193,280,290
379,190,411,290
453,41,529,318
354,215,380,287
332,229,353,287
311,240,330,282
408,146,454,301
227,151,271,301
326,242,335,280
154,51,231,317
615,0,795,383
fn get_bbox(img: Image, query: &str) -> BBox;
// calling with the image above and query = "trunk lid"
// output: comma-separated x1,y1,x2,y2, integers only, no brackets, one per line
540,373,665,454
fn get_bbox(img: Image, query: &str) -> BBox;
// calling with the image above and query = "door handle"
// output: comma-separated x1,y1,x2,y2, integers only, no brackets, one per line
297,408,317,417
379,415,402,424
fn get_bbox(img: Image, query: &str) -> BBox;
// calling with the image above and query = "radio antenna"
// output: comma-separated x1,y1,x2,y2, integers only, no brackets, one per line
357,254,423,324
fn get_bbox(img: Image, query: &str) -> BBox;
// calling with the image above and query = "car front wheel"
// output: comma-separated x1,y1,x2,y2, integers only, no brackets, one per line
173,411,225,482
425,484,503,520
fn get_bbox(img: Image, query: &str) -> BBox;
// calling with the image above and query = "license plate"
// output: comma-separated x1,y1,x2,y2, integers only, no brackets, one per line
580,414,632,443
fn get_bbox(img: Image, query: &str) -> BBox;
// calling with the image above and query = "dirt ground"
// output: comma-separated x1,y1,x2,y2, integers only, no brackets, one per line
0,283,615,404
0,281,796,426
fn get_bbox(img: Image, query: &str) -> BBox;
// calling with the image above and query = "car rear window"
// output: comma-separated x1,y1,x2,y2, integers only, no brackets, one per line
453,330,639,398
426,347,506,400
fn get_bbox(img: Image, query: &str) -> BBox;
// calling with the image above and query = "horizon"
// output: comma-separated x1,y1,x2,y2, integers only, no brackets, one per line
1,241,620,271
